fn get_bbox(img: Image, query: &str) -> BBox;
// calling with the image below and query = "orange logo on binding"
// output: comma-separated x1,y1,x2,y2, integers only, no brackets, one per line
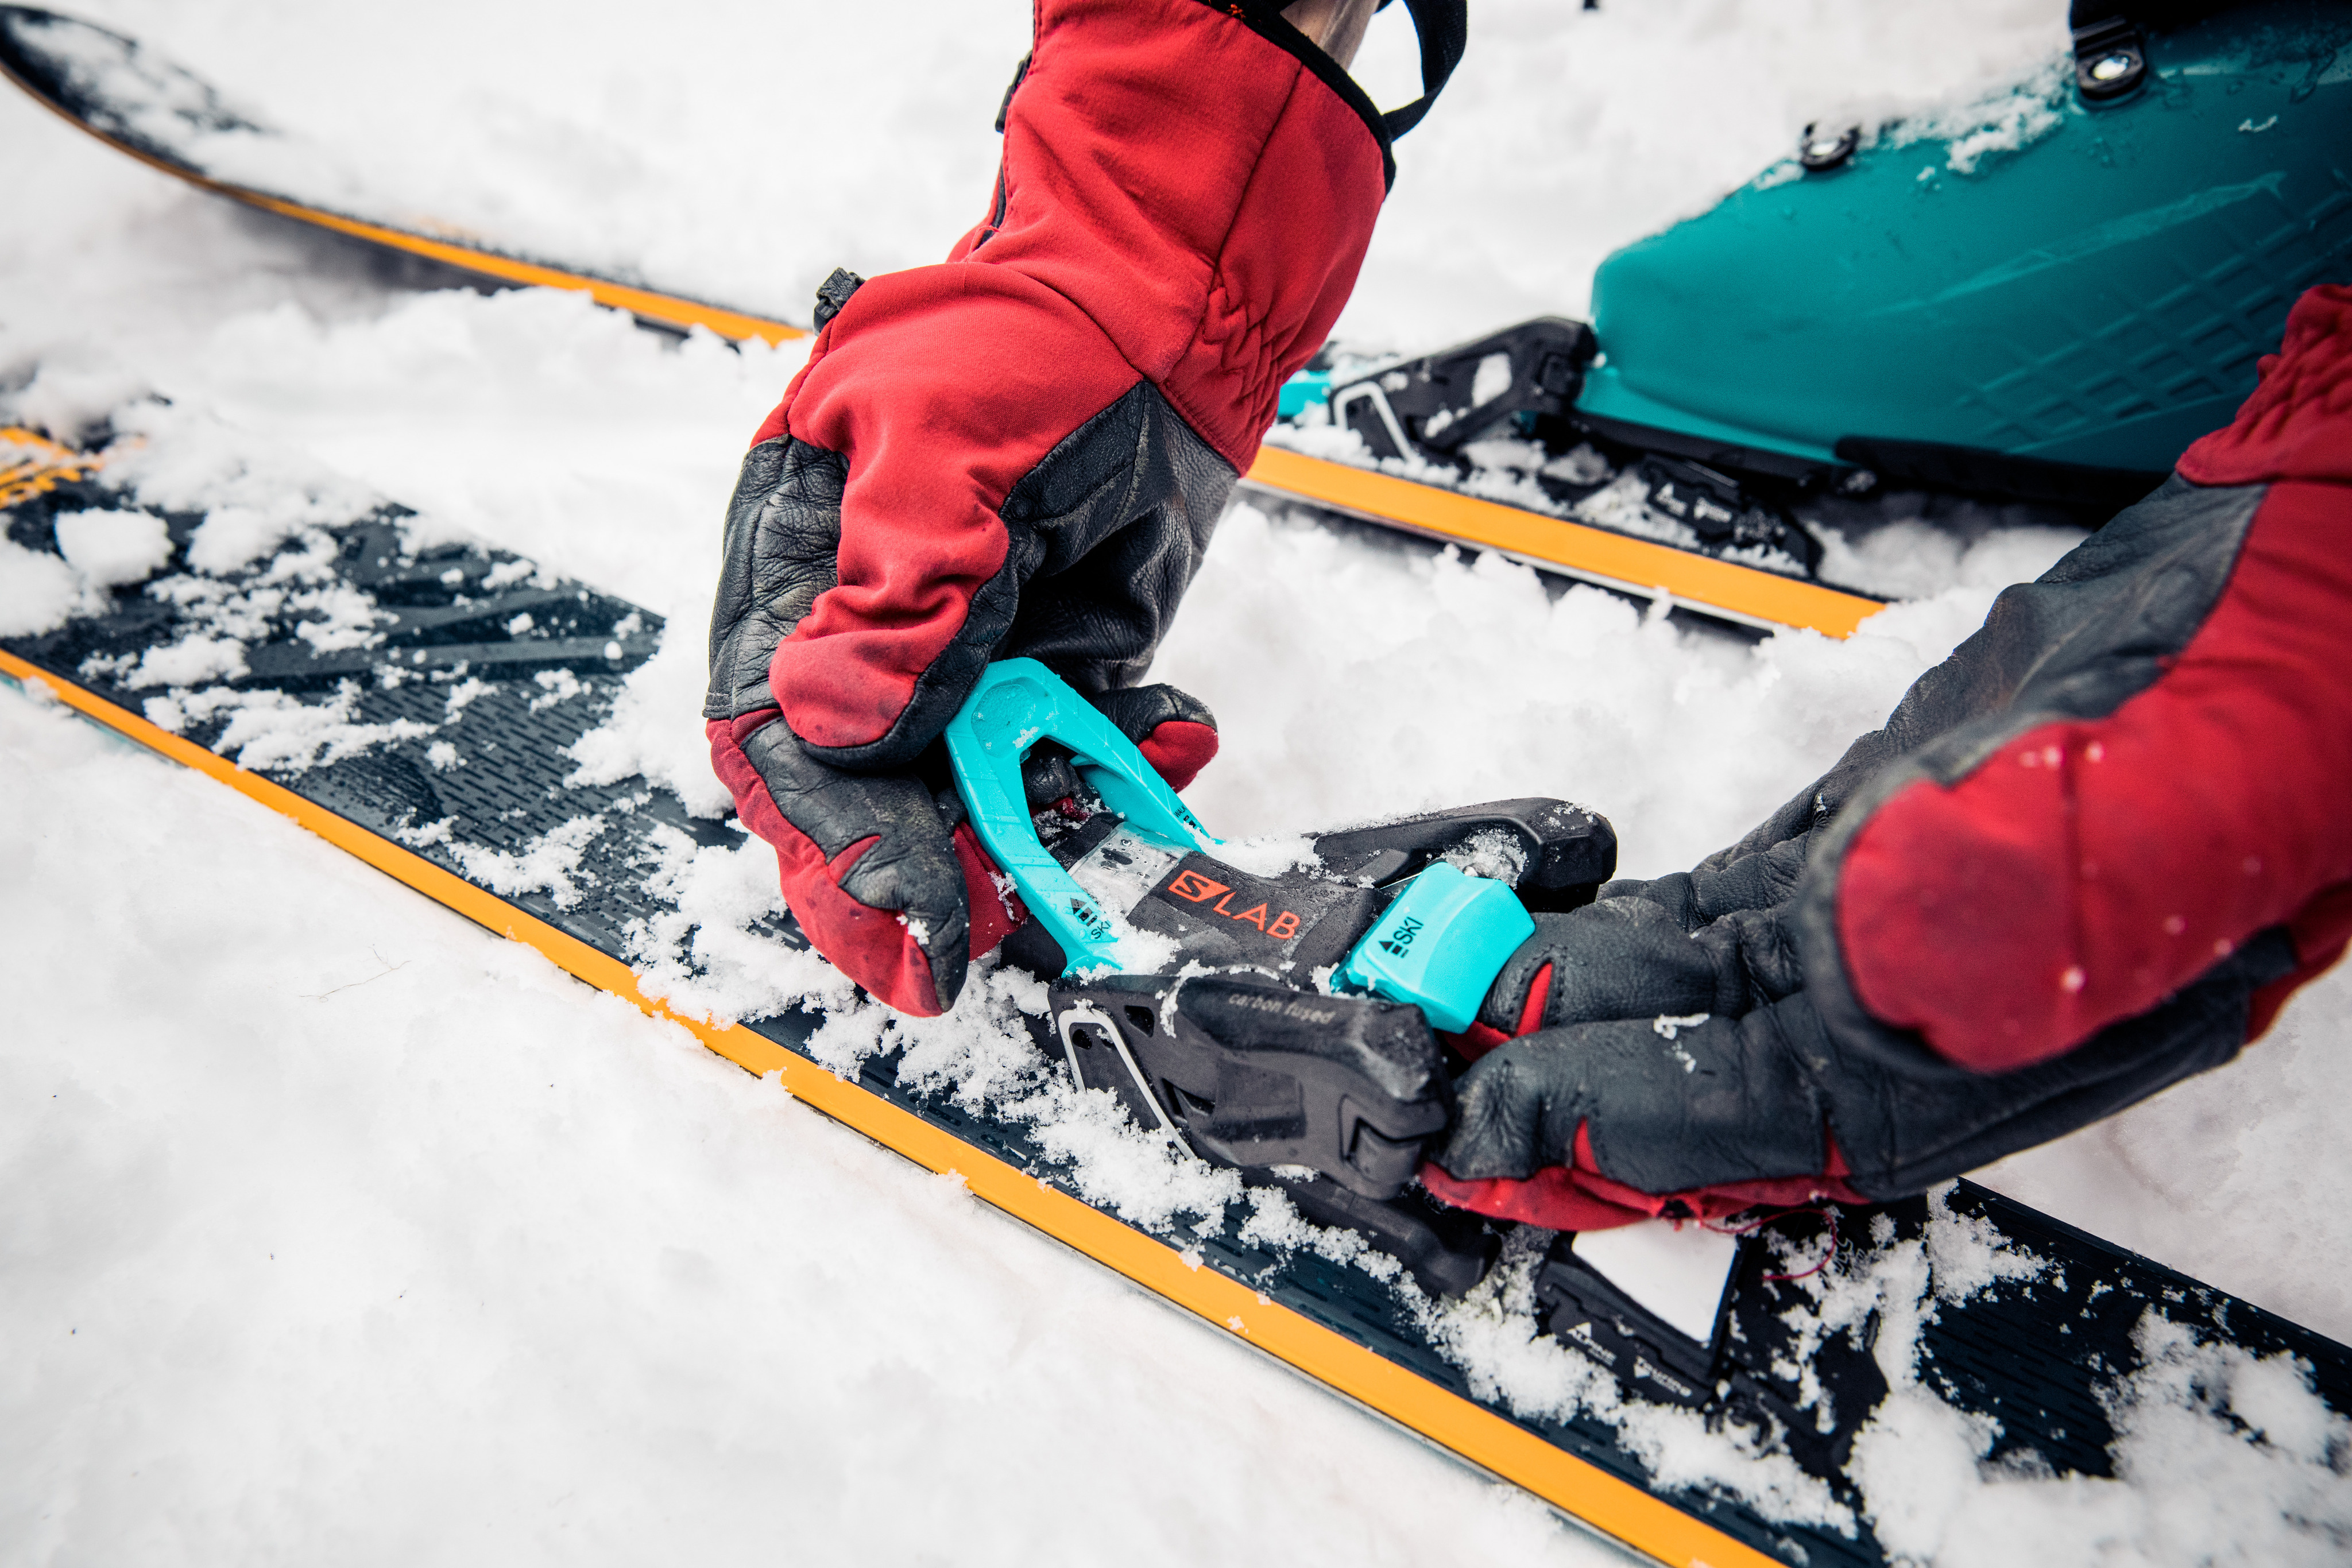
1167,869,1229,904
1165,868,1303,942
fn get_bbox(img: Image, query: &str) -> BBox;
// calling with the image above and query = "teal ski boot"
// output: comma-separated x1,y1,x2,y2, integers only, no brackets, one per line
1312,0,2351,580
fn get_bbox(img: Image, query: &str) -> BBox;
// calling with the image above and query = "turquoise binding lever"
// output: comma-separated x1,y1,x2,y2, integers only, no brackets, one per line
945,661,1533,1020
1337,862,1534,1035
942,659,1219,973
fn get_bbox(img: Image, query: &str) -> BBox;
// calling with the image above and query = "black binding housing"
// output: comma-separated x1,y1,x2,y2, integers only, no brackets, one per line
1011,797,1615,1293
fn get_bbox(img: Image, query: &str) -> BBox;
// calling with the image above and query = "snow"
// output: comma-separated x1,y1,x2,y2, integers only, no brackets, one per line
1419,1228,1854,1532
1891,56,2071,176
1156,506,1998,872
0,684,1584,1568
1420,1190,2352,1560
442,812,612,911
0,535,82,633
5,2,2350,1563
49,505,169,586
1827,1201,2352,1567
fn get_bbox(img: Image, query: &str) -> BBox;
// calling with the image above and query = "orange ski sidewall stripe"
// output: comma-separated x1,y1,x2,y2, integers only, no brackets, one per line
229,190,811,346
0,646,1779,1568
0,425,98,509
0,59,807,346
1244,446,1884,639
14,56,1857,641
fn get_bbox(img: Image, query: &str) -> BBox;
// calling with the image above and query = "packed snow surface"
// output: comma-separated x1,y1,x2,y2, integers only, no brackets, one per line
5,2,2350,1565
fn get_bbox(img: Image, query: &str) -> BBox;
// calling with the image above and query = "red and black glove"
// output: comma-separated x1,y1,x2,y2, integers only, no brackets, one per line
705,0,1464,1016
1426,284,2352,1230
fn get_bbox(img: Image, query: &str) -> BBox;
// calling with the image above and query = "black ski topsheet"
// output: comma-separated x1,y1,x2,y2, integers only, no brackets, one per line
5,439,2347,1567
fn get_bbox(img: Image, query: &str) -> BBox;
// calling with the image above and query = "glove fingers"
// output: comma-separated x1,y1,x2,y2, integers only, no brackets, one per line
835,829,973,1011
1432,1029,1593,1182
710,714,974,1016
1088,683,1219,790
1136,721,1217,792
792,834,968,1016
1480,901,1719,1033
951,822,1027,958
1433,1000,1837,1215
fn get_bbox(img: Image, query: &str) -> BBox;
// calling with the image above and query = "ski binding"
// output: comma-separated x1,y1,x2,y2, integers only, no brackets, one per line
944,660,1613,1292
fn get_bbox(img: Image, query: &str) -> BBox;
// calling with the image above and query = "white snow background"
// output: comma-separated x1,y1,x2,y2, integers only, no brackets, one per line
3,1,2349,1563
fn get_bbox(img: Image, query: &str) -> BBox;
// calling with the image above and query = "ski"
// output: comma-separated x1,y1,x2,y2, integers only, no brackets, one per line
6,423,2346,1567
0,6,808,347
17,5,2350,640
1239,444,1885,638
0,3,1892,639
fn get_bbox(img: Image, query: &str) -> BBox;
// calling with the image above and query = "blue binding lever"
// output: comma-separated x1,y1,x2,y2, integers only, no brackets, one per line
946,661,1533,1024
942,660,1220,974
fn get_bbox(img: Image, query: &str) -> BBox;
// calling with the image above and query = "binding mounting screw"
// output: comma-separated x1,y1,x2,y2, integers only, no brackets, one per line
2074,20,2148,100
1798,124,1860,172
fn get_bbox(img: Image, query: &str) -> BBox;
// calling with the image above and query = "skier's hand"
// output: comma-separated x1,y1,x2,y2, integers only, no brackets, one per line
1089,683,1221,793
699,0,1468,1012
1463,896,1797,1039
698,367,1227,1015
1426,283,2352,1231
1425,874,1840,1230
708,684,1217,1018
702,0,1467,773
706,711,978,1016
